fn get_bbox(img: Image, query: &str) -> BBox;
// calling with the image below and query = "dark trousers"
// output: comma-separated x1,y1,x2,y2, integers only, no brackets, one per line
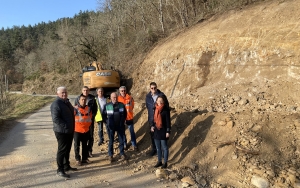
149,131,156,151
98,121,108,143
74,131,89,161
108,128,125,156
88,119,94,153
54,132,73,172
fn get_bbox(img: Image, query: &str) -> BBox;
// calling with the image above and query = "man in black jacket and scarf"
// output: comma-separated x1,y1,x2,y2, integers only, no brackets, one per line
74,86,97,158
145,82,169,156
50,86,77,178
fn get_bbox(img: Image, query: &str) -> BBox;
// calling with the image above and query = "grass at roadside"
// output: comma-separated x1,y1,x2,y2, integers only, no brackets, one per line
0,93,55,121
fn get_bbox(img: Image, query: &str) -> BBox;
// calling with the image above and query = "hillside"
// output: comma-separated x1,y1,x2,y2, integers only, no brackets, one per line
121,0,300,187
13,0,300,187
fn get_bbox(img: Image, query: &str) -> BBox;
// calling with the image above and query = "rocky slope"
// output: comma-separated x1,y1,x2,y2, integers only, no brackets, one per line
18,0,300,187
123,0,300,187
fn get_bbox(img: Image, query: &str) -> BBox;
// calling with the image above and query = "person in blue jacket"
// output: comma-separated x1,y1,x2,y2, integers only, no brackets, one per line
145,82,168,156
102,92,127,163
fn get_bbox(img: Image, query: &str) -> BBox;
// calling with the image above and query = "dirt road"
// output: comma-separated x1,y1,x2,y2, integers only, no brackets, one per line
0,99,172,188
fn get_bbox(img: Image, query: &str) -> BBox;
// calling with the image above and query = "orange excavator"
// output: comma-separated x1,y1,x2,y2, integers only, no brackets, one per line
81,61,120,97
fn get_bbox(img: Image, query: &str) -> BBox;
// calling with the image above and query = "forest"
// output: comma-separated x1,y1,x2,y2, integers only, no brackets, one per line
0,0,263,111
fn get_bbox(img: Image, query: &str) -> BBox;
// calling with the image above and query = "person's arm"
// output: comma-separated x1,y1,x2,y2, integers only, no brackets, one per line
150,108,155,132
145,95,148,109
102,104,107,124
123,103,127,121
92,98,97,118
131,97,134,109
51,102,67,130
165,109,171,138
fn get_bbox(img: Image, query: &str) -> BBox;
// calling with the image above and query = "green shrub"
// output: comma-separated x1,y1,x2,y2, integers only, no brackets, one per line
25,72,40,80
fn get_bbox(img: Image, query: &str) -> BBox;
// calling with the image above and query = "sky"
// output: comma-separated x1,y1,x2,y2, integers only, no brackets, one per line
0,0,100,29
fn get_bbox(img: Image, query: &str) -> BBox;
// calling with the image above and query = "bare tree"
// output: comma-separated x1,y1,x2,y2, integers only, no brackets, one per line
159,0,165,33
0,68,8,113
167,0,189,27
151,0,165,33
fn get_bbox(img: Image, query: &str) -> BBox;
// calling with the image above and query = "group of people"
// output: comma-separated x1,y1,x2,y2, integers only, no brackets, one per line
50,82,171,178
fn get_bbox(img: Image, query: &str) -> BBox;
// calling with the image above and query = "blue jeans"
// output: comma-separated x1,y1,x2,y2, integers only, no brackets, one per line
154,139,168,163
124,123,137,147
97,121,108,143
108,128,125,156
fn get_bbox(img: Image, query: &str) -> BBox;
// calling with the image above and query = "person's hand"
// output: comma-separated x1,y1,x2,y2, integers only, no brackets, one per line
166,133,170,138
151,126,154,132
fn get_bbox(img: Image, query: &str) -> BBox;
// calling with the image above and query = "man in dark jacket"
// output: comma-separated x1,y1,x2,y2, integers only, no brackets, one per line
145,82,169,156
103,92,127,163
50,86,77,178
74,86,97,157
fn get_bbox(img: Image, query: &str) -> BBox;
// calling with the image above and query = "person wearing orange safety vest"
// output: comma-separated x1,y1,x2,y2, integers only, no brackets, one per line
74,94,93,166
117,86,138,151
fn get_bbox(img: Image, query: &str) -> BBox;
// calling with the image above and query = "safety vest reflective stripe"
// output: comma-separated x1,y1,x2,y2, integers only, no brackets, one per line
74,106,92,133
106,109,114,114
75,119,92,122
117,94,134,120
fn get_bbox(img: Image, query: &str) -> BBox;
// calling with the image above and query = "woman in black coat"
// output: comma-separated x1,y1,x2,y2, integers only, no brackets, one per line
150,95,171,168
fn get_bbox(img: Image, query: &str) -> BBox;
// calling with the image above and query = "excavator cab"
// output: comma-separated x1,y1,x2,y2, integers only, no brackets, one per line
81,61,120,97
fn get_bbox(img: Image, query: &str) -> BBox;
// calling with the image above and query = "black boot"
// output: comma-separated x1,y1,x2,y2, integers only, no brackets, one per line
162,162,168,168
154,162,162,168
64,166,77,171
57,171,70,178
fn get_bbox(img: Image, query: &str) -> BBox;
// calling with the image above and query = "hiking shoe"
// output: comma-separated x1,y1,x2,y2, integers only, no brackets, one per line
154,162,162,168
64,166,77,171
162,162,168,169
82,159,92,164
57,171,70,178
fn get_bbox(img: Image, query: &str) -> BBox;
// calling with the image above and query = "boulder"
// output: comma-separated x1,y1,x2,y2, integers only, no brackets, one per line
181,176,196,186
251,175,269,188
155,169,168,179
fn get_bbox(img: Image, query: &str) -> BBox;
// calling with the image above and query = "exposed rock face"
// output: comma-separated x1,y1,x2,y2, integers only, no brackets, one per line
98,1,300,188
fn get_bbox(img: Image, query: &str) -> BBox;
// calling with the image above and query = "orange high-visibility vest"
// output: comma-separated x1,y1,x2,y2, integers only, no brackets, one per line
118,94,134,120
74,106,92,133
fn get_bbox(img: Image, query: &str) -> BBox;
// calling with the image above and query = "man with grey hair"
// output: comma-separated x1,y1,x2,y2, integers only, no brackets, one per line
95,87,107,146
103,92,127,162
50,86,77,178
118,86,138,151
